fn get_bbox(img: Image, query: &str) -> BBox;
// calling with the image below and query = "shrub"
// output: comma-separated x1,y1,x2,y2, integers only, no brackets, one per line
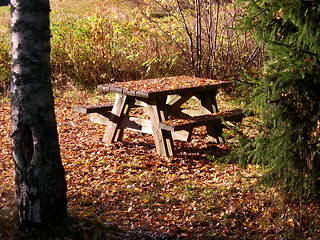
50,5,186,89
0,37,10,93
1,1,264,94
137,0,263,79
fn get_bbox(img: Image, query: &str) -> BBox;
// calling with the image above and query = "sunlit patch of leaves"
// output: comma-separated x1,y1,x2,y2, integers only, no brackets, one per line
1,98,320,239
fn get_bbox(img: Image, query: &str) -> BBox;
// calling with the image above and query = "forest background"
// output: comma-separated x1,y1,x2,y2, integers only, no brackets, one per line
0,0,319,239
0,0,263,93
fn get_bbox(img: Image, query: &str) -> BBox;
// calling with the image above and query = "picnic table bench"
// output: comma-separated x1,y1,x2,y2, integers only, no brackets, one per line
74,76,244,156
74,103,114,114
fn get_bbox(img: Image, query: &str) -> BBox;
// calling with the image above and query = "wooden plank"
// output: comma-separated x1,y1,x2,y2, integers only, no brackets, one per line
195,90,218,141
124,117,153,134
97,85,110,92
93,112,191,142
149,97,174,156
168,108,204,119
159,109,244,143
134,99,148,107
196,90,218,114
102,94,134,143
89,113,110,125
166,95,180,105
73,103,113,114
90,114,154,134
172,130,191,142
180,108,204,117
98,77,232,100
91,112,189,141
147,81,231,98
173,109,244,131
162,110,244,130
99,86,150,99
158,122,191,142
167,93,193,117
91,112,191,141
206,123,224,144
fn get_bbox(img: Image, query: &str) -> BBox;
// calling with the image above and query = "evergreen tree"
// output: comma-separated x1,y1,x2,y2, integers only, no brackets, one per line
237,0,320,199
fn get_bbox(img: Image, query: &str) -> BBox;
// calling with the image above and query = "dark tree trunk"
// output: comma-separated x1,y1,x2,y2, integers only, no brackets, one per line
10,0,67,229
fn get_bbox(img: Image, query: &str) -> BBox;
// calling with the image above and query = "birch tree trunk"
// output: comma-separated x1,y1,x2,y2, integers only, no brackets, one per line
10,0,67,229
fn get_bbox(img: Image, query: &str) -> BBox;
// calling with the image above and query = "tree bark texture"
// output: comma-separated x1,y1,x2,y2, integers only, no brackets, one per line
10,0,67,229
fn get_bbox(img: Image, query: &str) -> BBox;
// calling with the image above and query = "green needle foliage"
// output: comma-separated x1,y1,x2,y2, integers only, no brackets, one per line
236,0,320,200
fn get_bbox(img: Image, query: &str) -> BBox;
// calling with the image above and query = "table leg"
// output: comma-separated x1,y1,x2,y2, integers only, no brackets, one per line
149,97,174,156
206,123,224,144
195,90,218,114
102,94,133,143
197,90,224,143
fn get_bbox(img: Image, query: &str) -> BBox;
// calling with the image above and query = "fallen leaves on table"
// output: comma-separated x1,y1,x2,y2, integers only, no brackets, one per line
1,98,320,239
99,76,231,95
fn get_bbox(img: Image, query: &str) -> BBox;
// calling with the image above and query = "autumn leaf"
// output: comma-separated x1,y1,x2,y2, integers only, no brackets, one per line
1,98,320,239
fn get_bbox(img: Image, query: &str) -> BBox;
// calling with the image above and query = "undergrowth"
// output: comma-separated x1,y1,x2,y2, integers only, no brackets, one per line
0,0,262,94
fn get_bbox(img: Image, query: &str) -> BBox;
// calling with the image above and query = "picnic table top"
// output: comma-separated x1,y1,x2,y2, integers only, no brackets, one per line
97,76,231,98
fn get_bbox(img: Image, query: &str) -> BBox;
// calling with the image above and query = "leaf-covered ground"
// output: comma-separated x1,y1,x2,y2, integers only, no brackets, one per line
1,96,320,239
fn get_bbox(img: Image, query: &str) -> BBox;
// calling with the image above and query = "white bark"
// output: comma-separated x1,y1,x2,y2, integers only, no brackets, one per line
10,0,67,229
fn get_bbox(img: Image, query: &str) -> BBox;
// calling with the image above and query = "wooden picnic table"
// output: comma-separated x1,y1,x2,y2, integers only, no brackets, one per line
76,76,243,156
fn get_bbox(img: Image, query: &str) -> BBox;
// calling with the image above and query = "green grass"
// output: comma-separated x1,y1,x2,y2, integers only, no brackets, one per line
51,0,99,20
0,6,10,37
0,5,10,21
0,5,10,95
